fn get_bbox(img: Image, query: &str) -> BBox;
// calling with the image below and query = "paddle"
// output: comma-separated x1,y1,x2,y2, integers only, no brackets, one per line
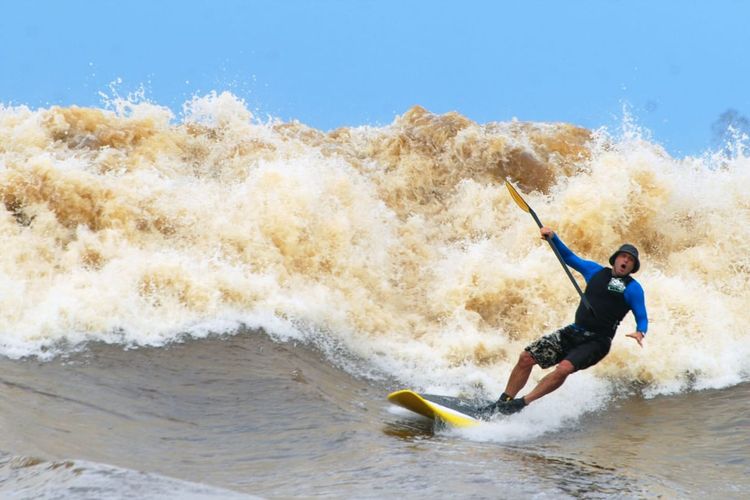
504,180,596,316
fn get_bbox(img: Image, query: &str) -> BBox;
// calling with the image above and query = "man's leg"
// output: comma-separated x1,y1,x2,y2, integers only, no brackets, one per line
503,350,537,398
486,329,567,415
522,338,610,404
522,359,575,404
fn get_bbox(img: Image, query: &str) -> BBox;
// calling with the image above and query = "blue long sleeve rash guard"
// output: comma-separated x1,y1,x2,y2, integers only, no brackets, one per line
550,234,648,334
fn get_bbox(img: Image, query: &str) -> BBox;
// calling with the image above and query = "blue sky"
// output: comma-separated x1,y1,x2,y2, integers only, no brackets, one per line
2,0,749,156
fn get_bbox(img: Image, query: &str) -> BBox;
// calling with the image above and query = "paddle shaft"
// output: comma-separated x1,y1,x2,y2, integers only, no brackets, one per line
525,207,595,315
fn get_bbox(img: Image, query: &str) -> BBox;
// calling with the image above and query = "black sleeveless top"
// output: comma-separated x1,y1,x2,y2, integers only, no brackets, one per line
575,267,633,339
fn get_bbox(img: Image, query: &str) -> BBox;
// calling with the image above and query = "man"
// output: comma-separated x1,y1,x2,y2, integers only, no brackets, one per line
485,226,648,415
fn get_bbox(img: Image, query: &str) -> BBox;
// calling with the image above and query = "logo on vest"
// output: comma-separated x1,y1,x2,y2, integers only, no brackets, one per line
607,277,627,293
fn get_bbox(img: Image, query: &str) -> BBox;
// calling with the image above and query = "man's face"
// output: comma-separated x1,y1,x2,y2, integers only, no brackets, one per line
613,252,635,276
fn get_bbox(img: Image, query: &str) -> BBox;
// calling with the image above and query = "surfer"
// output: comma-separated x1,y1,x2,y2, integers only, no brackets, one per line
485,226,649,415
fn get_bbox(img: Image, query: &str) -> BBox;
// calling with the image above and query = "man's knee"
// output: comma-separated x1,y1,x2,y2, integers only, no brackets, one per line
518,350,537,368
556,359,575,376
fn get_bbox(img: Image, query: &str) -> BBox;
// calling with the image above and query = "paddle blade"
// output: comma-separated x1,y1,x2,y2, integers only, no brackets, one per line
505,180,531,213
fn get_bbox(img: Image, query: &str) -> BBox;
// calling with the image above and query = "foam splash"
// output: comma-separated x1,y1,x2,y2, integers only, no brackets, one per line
456,373,613,443
1,94,749,405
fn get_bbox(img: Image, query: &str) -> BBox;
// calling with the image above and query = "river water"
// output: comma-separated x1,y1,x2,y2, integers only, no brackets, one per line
0,331,747,498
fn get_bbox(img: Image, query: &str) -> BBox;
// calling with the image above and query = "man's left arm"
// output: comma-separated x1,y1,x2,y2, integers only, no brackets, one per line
624,281,648,347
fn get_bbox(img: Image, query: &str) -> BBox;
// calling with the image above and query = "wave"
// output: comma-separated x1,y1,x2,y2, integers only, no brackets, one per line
0,453,256,499
1,92,748,397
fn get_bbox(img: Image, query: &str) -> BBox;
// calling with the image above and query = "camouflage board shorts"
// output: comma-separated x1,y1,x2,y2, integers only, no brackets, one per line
525,324,611,371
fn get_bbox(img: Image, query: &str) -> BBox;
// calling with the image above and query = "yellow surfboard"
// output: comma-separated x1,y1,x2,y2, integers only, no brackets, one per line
387,389,490,428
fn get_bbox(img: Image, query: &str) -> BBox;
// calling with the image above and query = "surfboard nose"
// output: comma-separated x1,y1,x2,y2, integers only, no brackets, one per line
387,390,484,428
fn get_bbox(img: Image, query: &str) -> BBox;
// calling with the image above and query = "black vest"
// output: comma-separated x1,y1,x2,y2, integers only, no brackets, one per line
575,267,633,338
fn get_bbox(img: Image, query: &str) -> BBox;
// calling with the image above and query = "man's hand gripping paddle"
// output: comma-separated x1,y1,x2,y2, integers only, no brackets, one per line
505,180,596,317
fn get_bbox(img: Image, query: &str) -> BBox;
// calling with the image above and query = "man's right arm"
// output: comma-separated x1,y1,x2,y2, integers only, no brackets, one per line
541,228,602,281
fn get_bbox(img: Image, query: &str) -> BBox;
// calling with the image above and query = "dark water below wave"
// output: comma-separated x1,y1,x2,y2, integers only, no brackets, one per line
0,331,748,498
